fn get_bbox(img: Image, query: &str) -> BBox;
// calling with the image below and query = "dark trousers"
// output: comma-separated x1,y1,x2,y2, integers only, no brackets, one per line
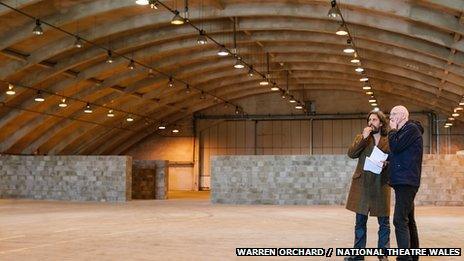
393,185,419,261
352,213,390,260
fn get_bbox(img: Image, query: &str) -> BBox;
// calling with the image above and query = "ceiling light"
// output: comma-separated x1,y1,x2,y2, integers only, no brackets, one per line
171,10,184,25
270,85,279,91
234,59,245,69
128,60,136,70
58,98,68,108
217,46,229,56
360,77,369,82
351,53,360,64
343,39,355,53
172,128,180,133
365,91,374,95
34,91,45,102
135,0,149,5
185,85,191,94
295,104,303,110
158,125,166,130
459,100,464,106
106,50,113,64
235,107,241,115
107,110,115,117
259,77,269,86
448,117,455,121
452,112,460,117
149,0,159,9
126,116,134,122
74,36,83,48
328,0,341,19
362,83,371,90
6,83,15,95
371,103,378,107
289,97,297,103
148,68,155,78
373,107,380,112
197,30,207,45
455,106,463,111
369,96,377,103
336,24,348,35
445,122,453,126
32,19,43,35
84,103,93,113
355,67,364,73
168,77,174,87
444,124,450,128
281,91,287,99
248,67,254,77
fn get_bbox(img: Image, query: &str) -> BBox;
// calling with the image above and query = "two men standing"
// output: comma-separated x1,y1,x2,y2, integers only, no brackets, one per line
345,106,424,261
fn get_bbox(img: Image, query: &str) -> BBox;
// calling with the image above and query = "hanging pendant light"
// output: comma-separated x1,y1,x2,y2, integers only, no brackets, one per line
217,46,229,56
84,103,93,113
171,10,184,25
107,110,115,117
355,67,364,73
6,83,15,95
128,60,136,70
58,98,68,108
234,59,245,69
343,39,355,53
32,19,44,35
106,50,113,64
270,84,279,91
74,36,83,48
197,30,207,45
295,103,303,110
34,91,45,102
351,53,360,64
336,24,348,35
126,115,134,122
328,0,341,19
168,77,174,87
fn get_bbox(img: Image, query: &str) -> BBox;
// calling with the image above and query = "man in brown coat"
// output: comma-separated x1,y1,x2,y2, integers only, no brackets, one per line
344,110,391,261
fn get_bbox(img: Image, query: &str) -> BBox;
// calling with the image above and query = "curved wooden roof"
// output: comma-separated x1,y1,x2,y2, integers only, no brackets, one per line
0,0,463,154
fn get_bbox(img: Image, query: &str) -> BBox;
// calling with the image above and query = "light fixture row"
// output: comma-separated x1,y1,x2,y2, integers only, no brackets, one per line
24,1,243,119
444,97,464,128
329,0,379,111
136,0,307,112
5,82,152,123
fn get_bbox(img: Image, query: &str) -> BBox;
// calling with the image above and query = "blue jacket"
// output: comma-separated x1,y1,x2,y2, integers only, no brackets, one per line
388,120,424,187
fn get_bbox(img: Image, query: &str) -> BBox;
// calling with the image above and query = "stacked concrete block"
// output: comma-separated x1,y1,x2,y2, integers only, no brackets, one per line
211,154,464,206
416,154,464,206
0,155,132,202
211,155,356,205
132,160,169,199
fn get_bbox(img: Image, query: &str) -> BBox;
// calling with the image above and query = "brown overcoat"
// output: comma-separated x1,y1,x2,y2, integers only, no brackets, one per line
346,134,391,217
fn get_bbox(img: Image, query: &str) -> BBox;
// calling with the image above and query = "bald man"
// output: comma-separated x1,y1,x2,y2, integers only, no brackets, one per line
388,106,424,261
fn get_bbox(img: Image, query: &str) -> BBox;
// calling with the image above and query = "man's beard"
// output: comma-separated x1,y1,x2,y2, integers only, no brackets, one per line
370,125,380,134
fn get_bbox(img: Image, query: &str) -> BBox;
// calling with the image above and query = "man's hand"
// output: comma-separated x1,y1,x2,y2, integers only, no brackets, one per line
389,119,398,130
362,126,372,139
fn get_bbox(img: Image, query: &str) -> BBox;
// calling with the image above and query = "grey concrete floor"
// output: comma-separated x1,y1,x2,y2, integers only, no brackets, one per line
0,192,463,260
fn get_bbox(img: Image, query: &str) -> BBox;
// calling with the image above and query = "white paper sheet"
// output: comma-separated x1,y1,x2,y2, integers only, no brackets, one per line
363,146,389,174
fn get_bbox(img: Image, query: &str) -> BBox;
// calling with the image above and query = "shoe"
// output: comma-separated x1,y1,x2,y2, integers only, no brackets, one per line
378,256,388,261
344,256,364,261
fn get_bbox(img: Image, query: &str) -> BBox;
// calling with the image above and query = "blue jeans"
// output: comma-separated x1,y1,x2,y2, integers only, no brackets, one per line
354,213,391,249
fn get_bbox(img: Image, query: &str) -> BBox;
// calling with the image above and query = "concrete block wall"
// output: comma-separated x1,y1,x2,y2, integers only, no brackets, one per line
417,154,464,206
0,155,132,202
133,160,169,199
211,155,464,206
